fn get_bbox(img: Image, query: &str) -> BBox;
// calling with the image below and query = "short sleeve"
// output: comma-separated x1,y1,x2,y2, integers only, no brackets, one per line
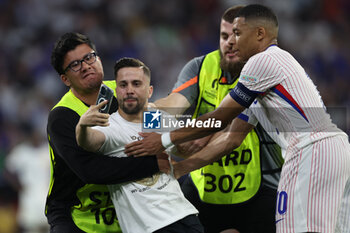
93,125,121,154
171,56,203,105
238,109,258,126
239,53,285,93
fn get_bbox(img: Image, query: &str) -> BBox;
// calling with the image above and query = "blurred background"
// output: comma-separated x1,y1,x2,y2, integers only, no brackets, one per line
0,0,349,232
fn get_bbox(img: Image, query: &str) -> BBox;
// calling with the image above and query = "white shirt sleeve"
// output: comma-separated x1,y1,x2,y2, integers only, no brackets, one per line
239,52,285,93
93,125,123,155
238,109,258,127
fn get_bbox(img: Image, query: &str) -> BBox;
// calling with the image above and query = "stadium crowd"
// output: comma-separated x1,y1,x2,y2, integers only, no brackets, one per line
0,0,349,232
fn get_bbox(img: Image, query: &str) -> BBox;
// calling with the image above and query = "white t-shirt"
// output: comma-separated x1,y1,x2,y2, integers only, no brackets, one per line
6,142,50,229
230,45,346,151
93,111,198,233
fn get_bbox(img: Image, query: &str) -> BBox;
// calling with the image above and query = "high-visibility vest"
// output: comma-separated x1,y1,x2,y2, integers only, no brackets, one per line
48,81,122,232
190,51,261,204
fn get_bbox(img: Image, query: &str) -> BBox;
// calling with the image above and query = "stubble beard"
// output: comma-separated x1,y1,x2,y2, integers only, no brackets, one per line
120,99,143,115
219,52,245,79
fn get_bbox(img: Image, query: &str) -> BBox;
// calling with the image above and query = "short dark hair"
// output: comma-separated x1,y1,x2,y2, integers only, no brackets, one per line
51,32,97,75
236,4,278,27
114,57,151,81
221,5,245,23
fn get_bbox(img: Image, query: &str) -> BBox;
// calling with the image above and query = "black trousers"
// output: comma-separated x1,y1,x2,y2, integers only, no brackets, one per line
181,176,277,233
50,214,203,233
50,220,86,233
154,214,204,233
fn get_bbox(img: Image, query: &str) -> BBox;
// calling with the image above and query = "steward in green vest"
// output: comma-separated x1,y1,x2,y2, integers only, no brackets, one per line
47,81,121,233
47,32,160,233
167,48,283,233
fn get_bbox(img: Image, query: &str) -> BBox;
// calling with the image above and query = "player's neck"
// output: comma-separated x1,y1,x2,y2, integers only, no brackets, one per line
118,109,143,123
261,38,278,52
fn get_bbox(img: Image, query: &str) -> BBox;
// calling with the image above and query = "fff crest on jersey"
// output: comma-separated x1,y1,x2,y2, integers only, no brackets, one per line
143,110,161,129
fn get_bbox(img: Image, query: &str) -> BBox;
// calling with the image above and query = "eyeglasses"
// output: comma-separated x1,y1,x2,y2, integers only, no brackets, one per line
63,52,97,73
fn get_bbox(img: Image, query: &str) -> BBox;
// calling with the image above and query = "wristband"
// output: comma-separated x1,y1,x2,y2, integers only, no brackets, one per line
161,132,174,149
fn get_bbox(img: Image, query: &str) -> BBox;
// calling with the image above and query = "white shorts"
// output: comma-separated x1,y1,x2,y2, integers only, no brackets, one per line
276,135,350,233
335,177,350,232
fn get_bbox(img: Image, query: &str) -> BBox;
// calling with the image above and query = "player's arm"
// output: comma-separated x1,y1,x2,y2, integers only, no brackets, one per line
171,136,212,159
170,94,245,144
173,117,254,178
169,81,260,145
76,100,109,152
155,56,212,154
125,94,245,156
153,57,201,115
125,79,261,156
154,92,213,156
49,108,162,184
153,92,190,115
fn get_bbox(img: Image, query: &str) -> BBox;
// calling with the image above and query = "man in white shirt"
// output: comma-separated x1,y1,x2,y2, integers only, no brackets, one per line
75,57,202,233
124,4,350,233
5,127,50,233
